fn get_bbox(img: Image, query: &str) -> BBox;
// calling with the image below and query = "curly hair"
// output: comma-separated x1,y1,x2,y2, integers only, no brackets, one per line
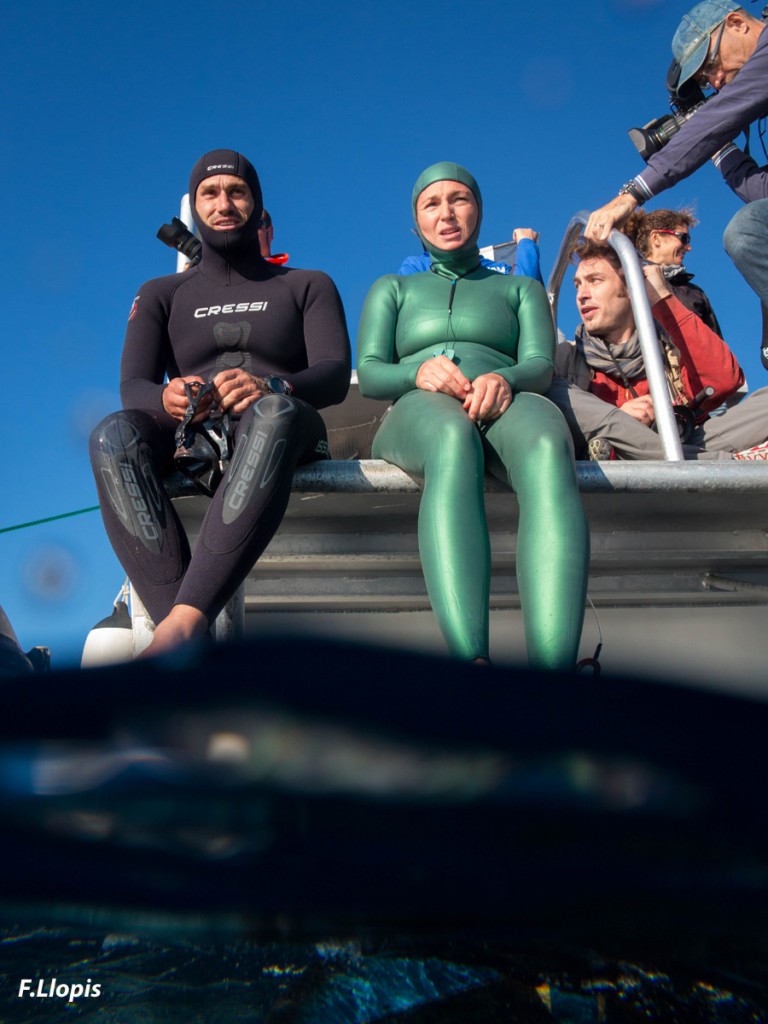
623,208,697,256
570,240,623,272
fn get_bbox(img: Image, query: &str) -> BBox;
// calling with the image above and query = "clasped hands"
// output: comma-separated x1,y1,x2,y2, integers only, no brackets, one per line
415,355,512,422
620,393,655,427
162,368,270,420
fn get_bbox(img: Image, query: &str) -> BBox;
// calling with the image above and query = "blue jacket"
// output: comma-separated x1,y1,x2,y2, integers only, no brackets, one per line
397,237,543,284
713,141,768,202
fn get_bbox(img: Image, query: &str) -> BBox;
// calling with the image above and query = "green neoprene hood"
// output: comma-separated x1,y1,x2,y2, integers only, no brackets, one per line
411,162,483,274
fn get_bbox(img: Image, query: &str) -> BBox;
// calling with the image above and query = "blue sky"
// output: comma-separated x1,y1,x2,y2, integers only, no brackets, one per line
1,0,763,666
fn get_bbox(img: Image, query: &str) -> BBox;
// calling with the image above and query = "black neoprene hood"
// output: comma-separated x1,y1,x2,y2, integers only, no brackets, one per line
188,149,263,255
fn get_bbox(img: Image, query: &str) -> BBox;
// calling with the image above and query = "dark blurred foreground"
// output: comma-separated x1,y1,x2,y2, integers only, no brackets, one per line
0,637,767,1021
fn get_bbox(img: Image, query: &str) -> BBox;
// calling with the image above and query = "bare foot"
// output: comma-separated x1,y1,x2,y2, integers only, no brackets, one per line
139,604,209,658
472,657,492,667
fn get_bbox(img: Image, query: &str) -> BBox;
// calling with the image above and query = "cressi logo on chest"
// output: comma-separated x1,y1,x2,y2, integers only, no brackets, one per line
194,301,269,319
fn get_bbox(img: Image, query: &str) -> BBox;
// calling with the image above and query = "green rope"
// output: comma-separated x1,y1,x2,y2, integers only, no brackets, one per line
0,506,100,535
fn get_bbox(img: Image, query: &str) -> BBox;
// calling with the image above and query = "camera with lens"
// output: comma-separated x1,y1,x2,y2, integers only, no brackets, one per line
628,59,708,162
672,387,715,444
156,217,202,266
672,404,698,443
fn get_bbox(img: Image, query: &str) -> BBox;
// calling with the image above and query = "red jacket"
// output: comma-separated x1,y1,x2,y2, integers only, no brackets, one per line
557,295,744,416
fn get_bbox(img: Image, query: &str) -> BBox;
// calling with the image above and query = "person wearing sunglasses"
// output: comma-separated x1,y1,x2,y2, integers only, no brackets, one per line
623,208,723,338
582,2,768,346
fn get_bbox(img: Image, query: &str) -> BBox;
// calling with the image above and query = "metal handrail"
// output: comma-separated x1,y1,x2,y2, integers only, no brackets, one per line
547,211,684,462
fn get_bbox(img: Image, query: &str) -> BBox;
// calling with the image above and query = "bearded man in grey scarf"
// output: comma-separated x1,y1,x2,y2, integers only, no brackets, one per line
546,242,768,461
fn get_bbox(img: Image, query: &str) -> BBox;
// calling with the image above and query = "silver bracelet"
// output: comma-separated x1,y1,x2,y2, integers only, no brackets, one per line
618,180,645,204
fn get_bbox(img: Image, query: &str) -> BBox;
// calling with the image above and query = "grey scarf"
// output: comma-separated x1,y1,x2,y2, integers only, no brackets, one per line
575,324,647,382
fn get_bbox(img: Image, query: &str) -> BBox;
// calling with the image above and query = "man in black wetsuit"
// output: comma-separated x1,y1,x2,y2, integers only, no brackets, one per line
90,149,351,655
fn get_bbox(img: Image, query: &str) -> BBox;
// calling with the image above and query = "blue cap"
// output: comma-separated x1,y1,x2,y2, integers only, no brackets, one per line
672,0,740,87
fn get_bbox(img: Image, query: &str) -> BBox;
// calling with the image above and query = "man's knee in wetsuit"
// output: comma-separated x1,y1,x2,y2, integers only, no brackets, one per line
89,410,169,555
220,394,327,527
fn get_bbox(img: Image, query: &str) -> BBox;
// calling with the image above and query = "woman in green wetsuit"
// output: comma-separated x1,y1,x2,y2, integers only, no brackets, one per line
356,162,590,669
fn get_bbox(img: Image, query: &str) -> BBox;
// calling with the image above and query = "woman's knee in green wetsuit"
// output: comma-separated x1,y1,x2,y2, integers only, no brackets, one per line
503,421,576,484
374,392,485,480
420,407,484,479
483,395,577,489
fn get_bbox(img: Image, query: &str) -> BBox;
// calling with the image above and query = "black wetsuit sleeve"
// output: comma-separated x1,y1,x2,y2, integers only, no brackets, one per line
280,271,351,408
120,275,181,413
